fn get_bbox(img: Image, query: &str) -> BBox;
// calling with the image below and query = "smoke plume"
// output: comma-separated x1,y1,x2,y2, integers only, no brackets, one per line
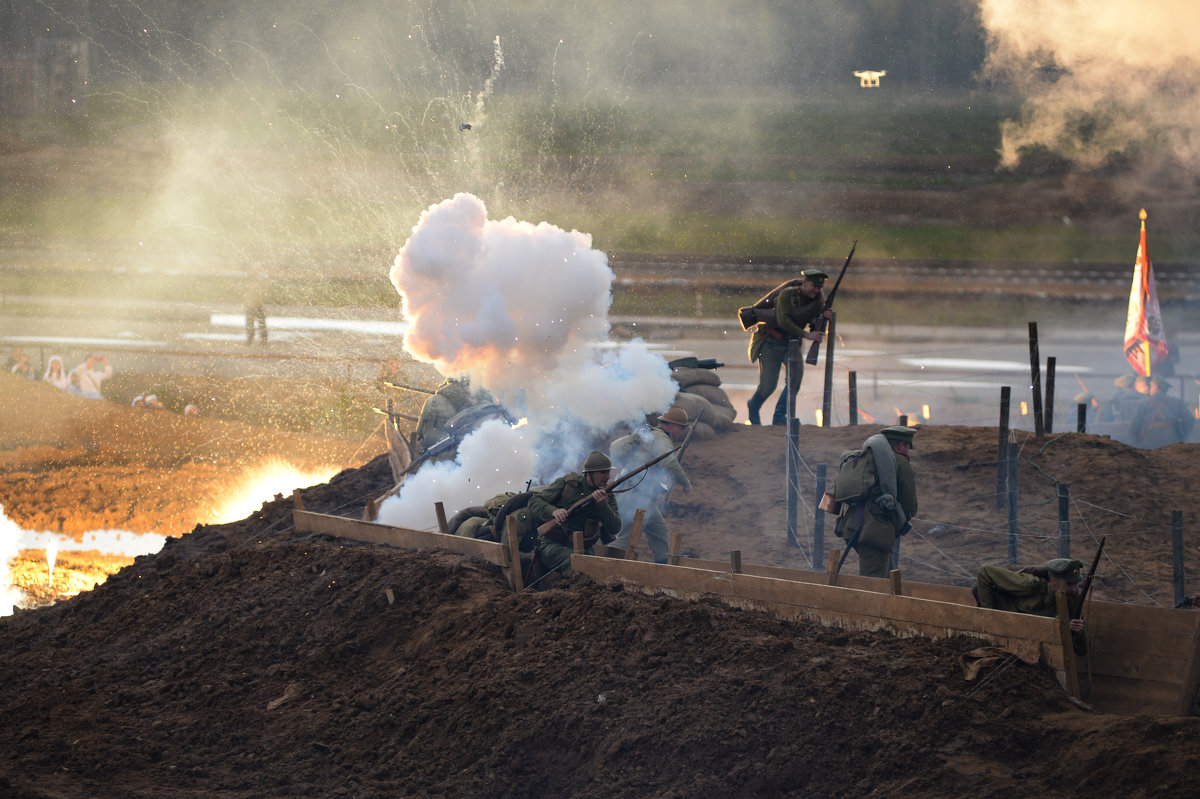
377,193,677,531
980,0,1200,174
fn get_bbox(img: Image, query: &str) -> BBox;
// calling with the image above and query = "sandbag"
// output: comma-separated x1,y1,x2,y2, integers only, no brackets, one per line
671,391,716,426
671,366,721,389
683,383,735,412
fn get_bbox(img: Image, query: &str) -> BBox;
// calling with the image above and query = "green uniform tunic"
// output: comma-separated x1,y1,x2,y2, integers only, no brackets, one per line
528,472,621,576
747,285,824,425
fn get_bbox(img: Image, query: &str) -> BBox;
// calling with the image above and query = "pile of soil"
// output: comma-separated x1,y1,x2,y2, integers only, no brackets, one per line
2,374,1200,797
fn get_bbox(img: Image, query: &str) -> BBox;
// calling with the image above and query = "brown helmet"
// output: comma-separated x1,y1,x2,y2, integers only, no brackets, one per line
658,406,689,427
582,451,613,473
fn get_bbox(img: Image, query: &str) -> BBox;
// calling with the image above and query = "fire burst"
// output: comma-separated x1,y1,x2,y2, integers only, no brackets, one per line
208,458,343,524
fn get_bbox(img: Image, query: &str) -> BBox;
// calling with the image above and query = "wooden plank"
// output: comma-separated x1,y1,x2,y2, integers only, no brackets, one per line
1055,593,1080,699
434,502,449,535
571,555,1066,670
292,510,509,568
504,516,523,592
1177,618,1200,716
1083,674,1183,713
625,509,645,560
1079,648,1189,683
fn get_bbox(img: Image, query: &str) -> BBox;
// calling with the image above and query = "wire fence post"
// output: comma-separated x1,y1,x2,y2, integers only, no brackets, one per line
848,370,858,426
786,339,800,549
1077,402,1087,433
1057,482,1070,558
821,311,836,427
997,386,1011,509
1007,442,1019,564
814,464,826,570
1028,322,1044,438
1044,355,1056,434
1173,510,1185,608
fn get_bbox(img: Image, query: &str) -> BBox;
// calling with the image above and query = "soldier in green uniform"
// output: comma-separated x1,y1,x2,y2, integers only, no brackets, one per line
973,557,1088,651
529,451,622,577
609,406,692,563
746,268,831,426
847,425,918,578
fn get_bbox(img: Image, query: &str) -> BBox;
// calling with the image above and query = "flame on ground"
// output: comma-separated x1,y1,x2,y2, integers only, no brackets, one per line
207,458,343,524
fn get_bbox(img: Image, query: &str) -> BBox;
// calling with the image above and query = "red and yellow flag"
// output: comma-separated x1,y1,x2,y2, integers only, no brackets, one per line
1123,209,1170,377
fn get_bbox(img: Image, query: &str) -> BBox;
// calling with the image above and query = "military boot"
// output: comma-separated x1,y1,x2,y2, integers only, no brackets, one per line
746,392,766,425
771,394,789,426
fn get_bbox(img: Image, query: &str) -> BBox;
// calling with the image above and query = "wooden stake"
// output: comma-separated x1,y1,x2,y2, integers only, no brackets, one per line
668,532,682,566
625,508,646,560
730,550,742,574
434,501,449,535
505,515,524,592
292,489,304,511
889,569,903,596
1055,591,1081,699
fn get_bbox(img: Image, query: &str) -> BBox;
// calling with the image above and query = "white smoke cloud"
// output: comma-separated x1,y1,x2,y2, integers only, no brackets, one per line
980,0,1200,173
378,193,678,530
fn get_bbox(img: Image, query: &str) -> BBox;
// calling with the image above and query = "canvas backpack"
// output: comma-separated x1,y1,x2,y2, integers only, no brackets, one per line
736,279,804,330
832,447,878,505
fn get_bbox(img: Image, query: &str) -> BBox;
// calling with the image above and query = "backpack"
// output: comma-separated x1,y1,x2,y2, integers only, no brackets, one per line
737,279,804,330
831,447,878,505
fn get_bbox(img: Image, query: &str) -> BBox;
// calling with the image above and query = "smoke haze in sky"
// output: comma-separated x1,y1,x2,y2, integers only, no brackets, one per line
980,0,1200,174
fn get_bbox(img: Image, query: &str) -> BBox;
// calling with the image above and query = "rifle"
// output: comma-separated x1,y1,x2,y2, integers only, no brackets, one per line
382,380,436,395
1072,537,1106,619
805,240,857,366
536,446,681,536
661,409,704,515
834,525,862,576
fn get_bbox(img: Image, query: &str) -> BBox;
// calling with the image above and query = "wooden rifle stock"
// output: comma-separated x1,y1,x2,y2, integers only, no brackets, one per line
804,240,857,366
535,446,682,536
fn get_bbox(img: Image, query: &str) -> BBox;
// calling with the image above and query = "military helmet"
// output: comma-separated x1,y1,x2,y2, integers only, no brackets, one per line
582,451,613,473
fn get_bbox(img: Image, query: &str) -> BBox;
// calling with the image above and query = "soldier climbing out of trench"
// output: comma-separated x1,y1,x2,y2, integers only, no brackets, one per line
973,557,1089,654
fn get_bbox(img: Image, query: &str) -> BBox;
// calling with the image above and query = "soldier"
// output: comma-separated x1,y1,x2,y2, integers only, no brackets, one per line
609,406,692,563
414,377,477,452
1130,374,1195,448
528,451,622,578
745,268,831,426
837,425,918,578
973,557,1088,653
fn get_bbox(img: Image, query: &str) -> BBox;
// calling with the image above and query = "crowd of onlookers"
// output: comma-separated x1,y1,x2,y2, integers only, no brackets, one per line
6,346,200,417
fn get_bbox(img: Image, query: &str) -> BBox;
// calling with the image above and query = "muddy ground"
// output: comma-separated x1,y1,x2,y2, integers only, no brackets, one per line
2,371,1200,798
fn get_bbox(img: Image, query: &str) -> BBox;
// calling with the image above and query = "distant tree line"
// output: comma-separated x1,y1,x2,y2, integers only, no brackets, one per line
0,0,986,96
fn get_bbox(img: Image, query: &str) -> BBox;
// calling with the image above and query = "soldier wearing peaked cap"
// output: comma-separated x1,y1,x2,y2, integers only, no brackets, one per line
746,268,831,426
609,406,693,564
973,557,1088,652
835,426,919,578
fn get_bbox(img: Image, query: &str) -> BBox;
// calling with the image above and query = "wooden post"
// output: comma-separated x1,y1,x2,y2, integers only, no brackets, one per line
625,508,646,560
822,311,836,427
889,569,903,596
1028,322,1045,438
1044,356,1057,434
1055,592,1081,699
362,498,377,522
668,532,682,566
827,550,841,586
848,370,858,426
814,464,827,570
1007,442,1019,564
505,516,524,592
1177,617,1200,716
1173,510,1185,608
1077,403,1087,434
292,489,304,511
434,501,449,535
997,386,1011,509
786,339,800,549
1057,483,1070,558
730,550,742,575
898,414,908,427
573,530,585,553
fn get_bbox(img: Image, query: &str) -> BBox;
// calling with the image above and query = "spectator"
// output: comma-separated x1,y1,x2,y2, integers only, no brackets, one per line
67,355,113,400
184,404,199,417
42,355,69,390
7,347,36,381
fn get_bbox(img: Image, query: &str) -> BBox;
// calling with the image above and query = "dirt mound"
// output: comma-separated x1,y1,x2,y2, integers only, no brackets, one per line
3,372,1200,797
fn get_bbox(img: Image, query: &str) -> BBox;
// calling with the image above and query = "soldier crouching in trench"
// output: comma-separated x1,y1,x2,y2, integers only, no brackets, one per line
973,557,1088,654
528,451,621,580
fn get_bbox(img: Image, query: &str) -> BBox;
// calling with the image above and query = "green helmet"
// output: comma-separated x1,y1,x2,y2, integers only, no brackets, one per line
582,451,613,473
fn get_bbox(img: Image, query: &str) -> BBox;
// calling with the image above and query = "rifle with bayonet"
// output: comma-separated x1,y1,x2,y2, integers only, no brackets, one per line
805,240,856,366
382,380,436,395
536,446,682,536
1072,536,1105,620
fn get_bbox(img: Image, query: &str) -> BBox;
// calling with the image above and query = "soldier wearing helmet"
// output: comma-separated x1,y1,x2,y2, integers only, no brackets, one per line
608,406,692,563
528,450,622,578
